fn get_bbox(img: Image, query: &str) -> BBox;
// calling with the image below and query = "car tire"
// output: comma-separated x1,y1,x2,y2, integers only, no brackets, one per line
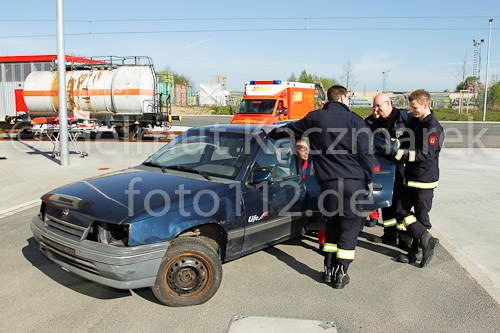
151,237,222,307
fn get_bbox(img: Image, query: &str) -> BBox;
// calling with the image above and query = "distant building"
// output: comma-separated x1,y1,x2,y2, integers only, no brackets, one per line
199,83,229,106
211,75,227,90
354,90,456,109
349,93,372,108
228,91,244,108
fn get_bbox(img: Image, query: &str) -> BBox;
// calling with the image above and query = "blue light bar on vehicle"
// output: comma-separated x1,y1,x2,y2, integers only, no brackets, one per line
249,80,282,85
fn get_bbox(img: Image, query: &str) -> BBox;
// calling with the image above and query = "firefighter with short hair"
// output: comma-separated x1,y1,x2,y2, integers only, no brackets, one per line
377,89,443,267
268,85,373,288
366,93,414,251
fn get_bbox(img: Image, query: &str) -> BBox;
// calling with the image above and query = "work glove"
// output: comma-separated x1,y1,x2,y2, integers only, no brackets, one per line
376,142,397,156
262,126,292,140
365,182,374,198
261,127,273,138
376,143,409,162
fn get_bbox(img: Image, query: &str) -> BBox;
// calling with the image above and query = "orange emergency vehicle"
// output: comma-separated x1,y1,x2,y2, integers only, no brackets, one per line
230,80,325,125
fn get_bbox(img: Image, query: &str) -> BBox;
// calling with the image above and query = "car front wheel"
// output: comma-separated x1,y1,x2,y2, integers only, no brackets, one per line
151,237,222,307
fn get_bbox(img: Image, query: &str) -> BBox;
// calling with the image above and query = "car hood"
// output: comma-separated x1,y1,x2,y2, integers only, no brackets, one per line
41,169,225,228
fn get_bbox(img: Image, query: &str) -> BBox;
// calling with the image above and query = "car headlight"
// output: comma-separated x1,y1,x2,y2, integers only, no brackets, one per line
38,202,46,221
88,222,129,247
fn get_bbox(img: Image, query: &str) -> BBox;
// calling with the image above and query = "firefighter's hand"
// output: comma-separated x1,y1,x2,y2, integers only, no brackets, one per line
365,182,374,198
376,142,398,157
261,127,273,138
377,143,410,162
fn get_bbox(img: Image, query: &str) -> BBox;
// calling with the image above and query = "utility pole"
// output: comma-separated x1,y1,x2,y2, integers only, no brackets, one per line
472,39,484,96
382,70,389,93
483,19,494,121
56,0,69,166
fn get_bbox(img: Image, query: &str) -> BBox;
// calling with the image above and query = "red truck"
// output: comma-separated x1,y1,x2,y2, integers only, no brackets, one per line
230,80,325,125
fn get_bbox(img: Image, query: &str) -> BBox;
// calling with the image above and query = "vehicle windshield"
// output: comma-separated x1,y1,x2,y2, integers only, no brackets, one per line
236,99,276,115
144,129,253,180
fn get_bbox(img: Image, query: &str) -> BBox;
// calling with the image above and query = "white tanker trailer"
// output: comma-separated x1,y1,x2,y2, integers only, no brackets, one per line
20,56,180,137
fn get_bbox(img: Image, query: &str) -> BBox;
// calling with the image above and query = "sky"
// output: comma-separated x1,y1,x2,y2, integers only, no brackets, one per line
1,0,499,93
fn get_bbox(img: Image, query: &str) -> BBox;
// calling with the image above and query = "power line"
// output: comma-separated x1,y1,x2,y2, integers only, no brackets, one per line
1,15,500,23
2,15,498,39
1,26,499,39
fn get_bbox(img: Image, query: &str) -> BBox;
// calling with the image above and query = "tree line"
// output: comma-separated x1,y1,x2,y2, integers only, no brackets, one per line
287,69,339,90
157,63,498,108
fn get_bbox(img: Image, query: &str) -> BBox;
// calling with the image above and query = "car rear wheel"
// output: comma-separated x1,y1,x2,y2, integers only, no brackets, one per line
151,237,222,307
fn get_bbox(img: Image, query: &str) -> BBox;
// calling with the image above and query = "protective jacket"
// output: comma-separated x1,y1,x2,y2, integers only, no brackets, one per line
397,112,444,188
366,107,413,233
269,101,373,184
365,107,413,139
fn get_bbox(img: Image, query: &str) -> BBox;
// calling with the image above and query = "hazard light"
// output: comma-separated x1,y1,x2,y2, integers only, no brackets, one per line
249,80,282,85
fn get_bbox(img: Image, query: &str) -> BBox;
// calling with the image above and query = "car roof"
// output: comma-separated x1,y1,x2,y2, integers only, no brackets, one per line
194,124,278,133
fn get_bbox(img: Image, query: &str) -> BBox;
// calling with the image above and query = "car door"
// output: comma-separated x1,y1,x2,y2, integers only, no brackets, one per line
362,150,396,212
241,138,306,252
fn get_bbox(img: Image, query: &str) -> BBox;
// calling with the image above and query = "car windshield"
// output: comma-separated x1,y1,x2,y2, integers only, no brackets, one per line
144,129,252,180
236,99,276,115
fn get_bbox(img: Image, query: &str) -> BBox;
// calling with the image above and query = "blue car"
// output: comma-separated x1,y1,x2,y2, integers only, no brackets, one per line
30,124,395,306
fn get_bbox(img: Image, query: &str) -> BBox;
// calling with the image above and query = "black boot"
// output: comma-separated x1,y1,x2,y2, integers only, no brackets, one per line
397,238,422,264
420,232,439,268
333,264,350,289
368,226,398,246
322,266,333,283
365,217,377,227
397,231,413,252
397,249,422,263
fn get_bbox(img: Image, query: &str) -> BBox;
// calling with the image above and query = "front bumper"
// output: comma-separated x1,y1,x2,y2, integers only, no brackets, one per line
31,216,169,290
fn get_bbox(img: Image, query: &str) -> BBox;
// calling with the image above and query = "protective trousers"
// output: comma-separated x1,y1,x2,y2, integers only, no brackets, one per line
383,163,412,249
321,179,363,268
381,163,404,229
397,187,434,239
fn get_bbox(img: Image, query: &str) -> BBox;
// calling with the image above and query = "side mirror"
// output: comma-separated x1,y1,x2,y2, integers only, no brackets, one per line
252,170,273,184
277,101,287,117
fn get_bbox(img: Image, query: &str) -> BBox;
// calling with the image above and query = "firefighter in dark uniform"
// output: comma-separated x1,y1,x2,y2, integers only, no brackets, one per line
365,93,414,251
377,89,442,267
267,85,373,289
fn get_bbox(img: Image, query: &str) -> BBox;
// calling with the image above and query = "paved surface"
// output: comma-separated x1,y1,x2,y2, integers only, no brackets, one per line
433,148,500,297
441,121,500,148
1,137,500,332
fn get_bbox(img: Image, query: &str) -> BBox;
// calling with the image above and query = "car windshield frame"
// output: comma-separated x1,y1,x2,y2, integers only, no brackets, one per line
144,129,255,180
236,99,277,115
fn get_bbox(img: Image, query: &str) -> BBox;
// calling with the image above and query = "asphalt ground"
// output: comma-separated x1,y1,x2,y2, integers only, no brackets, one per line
2,207,500,332
1,127,500,331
